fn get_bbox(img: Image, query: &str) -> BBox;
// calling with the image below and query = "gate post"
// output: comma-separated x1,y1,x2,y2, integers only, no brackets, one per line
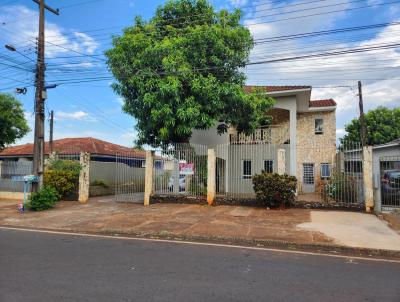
144,150,154,206
363,146,374,212
78,152,90,203
207,148,216,205
277,149,286,175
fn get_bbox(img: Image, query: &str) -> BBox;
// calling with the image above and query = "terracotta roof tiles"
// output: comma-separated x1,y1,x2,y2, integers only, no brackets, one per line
0,137,146,158
309,99,337,107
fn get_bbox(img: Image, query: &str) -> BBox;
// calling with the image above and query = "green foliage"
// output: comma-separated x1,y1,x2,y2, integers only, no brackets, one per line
0,93,30,149
47,159,81,175
323,173,360,203
252,173,297,208
340,106,400,146
26,186,60,211
91,179,109,188
44,159,81,198
105,0,275,146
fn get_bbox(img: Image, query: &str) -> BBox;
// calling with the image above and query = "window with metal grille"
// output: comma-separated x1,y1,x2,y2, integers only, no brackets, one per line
243,160,252,179
315,119,324,134
303,163,314,184
321,163,331,179
264,160,273,173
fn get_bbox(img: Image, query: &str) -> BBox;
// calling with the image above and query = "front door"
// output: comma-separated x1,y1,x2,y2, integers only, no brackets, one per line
302,163,315,193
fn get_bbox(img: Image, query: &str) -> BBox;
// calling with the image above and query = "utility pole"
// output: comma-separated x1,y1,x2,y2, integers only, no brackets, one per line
358,81,367,147
32,0,59,192
49,110,54,154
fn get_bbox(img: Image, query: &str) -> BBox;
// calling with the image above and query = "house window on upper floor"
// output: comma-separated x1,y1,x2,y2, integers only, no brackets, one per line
321,163,331,179
264,160,274,173
315,118,324,135
242,160,252,179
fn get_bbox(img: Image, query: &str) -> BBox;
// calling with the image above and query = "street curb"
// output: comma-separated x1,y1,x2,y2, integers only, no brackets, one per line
2,224,400,260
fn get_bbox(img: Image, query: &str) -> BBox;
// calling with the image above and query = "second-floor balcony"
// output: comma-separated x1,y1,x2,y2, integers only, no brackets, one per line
229,126,289,145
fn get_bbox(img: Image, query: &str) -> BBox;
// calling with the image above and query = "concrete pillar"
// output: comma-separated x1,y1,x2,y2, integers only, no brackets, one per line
78,152,90,203
173,159,179,194
363,146,374,212
144,150,154,206
207,148,216,205
289,108,297,176
277,148,286,175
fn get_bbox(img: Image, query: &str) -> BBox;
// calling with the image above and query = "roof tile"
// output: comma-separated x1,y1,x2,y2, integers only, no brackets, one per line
309,99,337,107
0,137,146,158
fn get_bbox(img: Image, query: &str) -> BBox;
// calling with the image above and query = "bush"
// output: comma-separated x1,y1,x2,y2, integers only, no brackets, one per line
26,186,60,211
47,159,81,174
44,159,81,198
44,170,79,198
91,179,108,188
252,172,297,208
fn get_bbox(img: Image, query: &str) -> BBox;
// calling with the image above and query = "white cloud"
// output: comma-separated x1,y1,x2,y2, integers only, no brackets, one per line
56,111,96,121
230,0,248,6
0,5,99,59
115,97,124,105
242,1,400,131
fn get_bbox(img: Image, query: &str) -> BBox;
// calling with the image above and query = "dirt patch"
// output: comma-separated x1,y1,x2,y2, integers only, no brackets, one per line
382,212,400,235
0,198,334,246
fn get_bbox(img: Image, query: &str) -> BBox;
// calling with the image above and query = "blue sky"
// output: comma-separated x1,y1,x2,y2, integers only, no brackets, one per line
0,0,399,147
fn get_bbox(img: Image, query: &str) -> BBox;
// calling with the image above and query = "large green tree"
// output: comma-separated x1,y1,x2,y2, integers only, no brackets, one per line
340,106,400,145
0,93,30,150
106,0,274,147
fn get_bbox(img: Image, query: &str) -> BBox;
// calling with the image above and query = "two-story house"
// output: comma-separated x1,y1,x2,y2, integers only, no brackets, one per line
190,85,337,195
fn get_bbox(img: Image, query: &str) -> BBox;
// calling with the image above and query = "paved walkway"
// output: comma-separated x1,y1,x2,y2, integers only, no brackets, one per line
298,211,400,251
1,198,400,251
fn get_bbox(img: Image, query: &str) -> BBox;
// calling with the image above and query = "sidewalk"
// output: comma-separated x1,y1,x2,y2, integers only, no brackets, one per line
1,197,400,255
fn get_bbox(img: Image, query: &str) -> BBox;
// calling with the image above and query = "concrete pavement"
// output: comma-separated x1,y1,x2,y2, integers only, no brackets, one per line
298,211,400,251
1,228,399,302
1,198,400,253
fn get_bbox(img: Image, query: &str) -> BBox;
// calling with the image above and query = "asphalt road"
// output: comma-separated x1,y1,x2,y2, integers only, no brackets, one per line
1,228,399,302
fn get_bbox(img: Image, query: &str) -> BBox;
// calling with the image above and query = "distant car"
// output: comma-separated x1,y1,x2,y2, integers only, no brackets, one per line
382,170,400,191
168,175,186,192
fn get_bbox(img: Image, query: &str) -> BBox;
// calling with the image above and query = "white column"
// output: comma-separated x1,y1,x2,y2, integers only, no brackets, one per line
289,108,297,176
277,149,286,175
363,146,374,212
207,148,216,205
78,152,90,203
144,150,154,206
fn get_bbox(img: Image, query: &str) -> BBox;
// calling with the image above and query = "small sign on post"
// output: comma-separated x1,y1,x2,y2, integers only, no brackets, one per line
13,175,39,213
179,163,195,175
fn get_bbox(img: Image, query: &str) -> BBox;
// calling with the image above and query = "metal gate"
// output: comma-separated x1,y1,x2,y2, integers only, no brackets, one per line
152,144,207,197
380,156,400,210
114,152,146,203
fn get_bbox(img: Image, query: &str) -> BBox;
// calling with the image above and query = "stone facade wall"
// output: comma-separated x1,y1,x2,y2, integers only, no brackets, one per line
296,110,336,193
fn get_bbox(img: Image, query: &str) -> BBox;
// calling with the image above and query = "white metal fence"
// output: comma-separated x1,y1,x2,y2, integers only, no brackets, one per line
0,161,33,192
114,152,146,202
215,143,290,198
153,144,208,196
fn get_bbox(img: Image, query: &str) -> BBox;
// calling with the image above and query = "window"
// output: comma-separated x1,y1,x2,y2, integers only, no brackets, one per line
344,161,363,173
242,160,252,179
321,163,331,179
264,160,274,173
315,118,324,134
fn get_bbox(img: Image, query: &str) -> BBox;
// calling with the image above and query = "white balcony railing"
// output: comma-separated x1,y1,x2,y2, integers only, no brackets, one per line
229,126,289,145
